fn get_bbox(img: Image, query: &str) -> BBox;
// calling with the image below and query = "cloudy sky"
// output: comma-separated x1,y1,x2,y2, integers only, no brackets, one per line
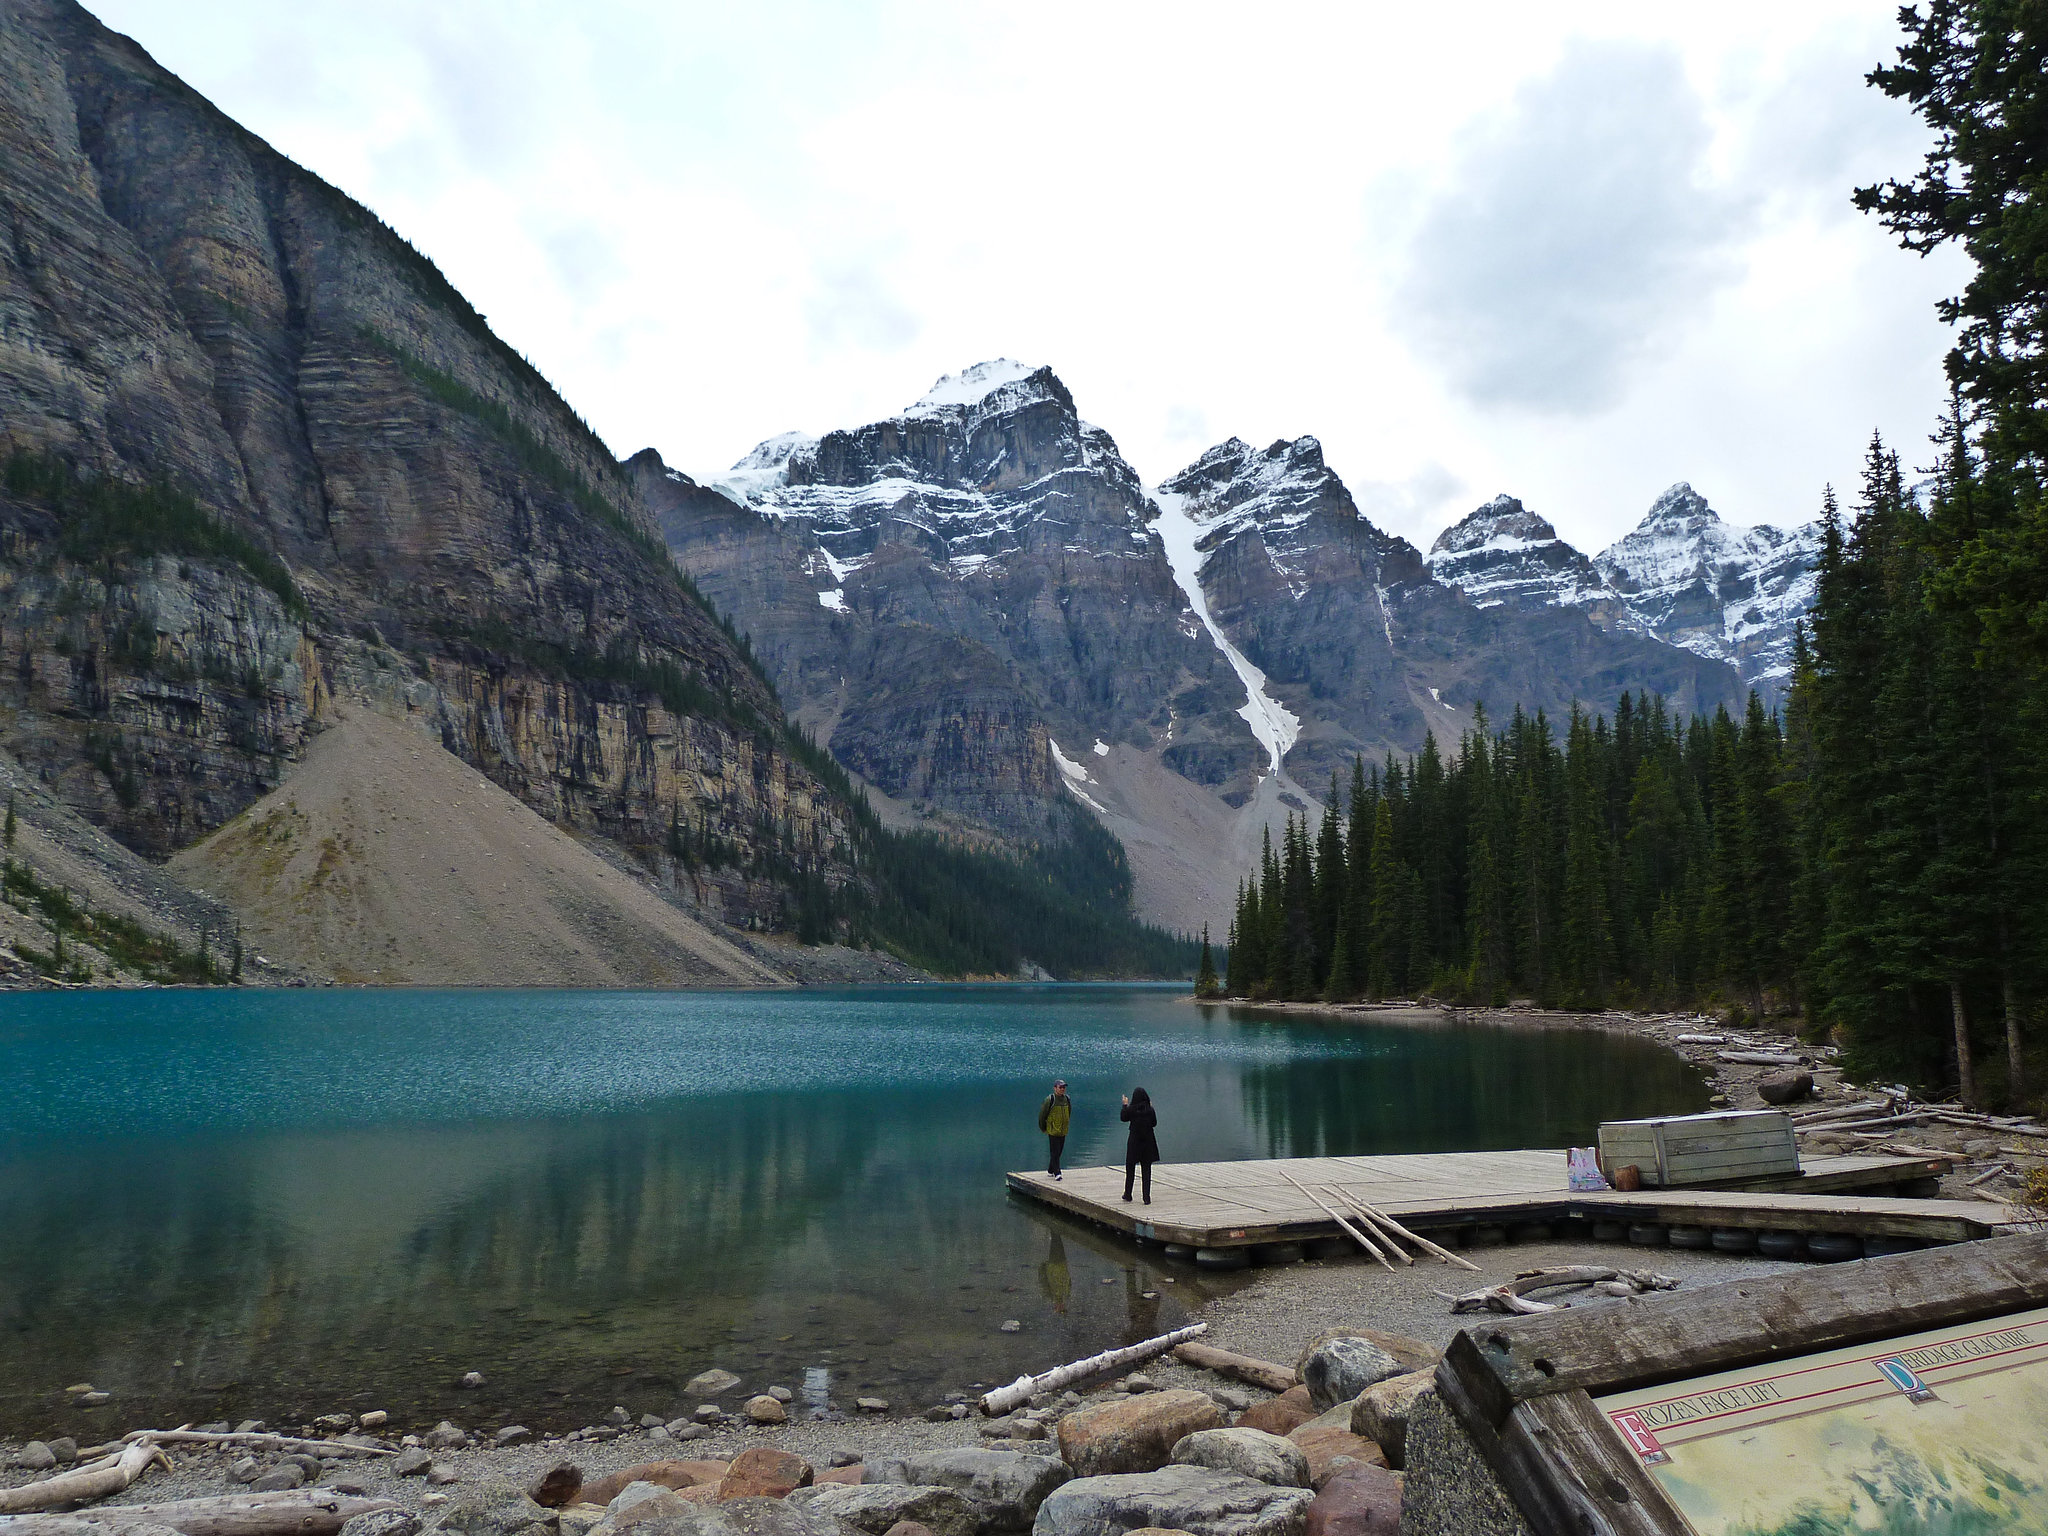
90,1,1966,553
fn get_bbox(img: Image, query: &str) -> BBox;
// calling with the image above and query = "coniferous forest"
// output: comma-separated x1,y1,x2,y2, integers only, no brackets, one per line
1226,0,2048,1113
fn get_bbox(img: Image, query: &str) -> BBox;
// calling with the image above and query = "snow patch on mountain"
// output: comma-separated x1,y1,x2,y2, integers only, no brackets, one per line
1427,496,1622,614
1151,485,1301,775
912,358,1041,410
1595,483,1820,690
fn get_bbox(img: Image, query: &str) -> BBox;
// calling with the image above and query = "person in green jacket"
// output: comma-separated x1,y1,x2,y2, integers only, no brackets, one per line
1037,1078,1072,1180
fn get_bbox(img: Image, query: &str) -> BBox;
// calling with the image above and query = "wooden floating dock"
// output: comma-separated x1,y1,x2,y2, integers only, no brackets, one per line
1006,1149,2017,1251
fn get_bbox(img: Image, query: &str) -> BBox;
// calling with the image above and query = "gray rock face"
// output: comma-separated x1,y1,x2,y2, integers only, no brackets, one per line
1031,1466,1314,1536
1296,1338,1404,1413
1395,1390,1531,1536
715,1497,851,1536
0,0,855,929
785,1483,982,1536
340,1512,422,1536
424,1482,557,1536
1169,1428,1312,1488
395,1449,434,1477
250,1465,306,1492
864,1447,1072,1530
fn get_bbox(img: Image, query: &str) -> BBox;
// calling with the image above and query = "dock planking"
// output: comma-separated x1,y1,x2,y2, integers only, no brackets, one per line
1005,1149,2014,1249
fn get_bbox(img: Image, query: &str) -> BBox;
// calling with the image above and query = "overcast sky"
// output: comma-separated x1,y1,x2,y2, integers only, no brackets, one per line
88,1,1967,554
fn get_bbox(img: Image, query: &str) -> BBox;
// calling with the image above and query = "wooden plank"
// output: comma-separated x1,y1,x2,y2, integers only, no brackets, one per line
1442,1228,2048,1425
1433,1367,1688,1536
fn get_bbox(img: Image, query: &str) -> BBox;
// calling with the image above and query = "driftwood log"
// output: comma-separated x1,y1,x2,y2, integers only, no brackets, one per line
1170,1341,1297,1393
1441,1266,1680,1316
0,1492,400,1536
0,1442,168,1516
118,1434,391,1460
980,1322,1208,1415
1717,1050,1804,1065
1273,1169,1392,1271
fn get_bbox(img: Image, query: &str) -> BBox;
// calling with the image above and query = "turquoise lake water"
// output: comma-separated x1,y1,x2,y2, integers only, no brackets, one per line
0,985,1707,1436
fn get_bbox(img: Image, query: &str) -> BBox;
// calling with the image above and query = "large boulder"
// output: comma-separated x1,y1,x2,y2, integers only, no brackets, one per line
1057,1390,1226,1477
1235,1388,1313,1438
1284,1428,1386,1489
1394,1391,1531,1536
1293,1336,1409,1412
425,1482,558,1536
342,1514,421,1536
1758,1071,1813,1105
1303,1465,1401,1536
718,1497,850,1536
1168,1430,1310,1489
786,1484,980,1536
529,1464,584,1509
864,1449,1071,1531
617,1492,710,1535
586,1463,732,1505
719,1449,813,1500
1031,1467,1313,1536
1348,1373,1434,1470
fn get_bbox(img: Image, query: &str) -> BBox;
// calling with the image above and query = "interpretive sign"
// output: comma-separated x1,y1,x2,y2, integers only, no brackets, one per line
1429,1230,2048,1536
1595,1304,2048,1533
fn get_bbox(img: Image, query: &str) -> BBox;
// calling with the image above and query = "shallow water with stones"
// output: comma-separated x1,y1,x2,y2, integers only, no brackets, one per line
0,984,1705,1437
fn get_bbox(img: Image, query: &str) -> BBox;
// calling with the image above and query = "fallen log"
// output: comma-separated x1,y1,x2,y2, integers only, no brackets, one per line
1967,1163,2013,1187
1674,1034,1727,1044
1440,1265,1679,1315
980,1322,1208,1416
0,1441,167,1515
1170,1341,1297,1393
119,1433,392,1460
0,1492,401,1536
1717,1050,1805,1066
1791,1099,1890,1123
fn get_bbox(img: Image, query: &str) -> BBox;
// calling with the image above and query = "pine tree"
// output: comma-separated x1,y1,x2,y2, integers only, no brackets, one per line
1195,924,1221,998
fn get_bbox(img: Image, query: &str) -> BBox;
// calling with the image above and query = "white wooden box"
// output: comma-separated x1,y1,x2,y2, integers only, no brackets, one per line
1597,1110,1800,1188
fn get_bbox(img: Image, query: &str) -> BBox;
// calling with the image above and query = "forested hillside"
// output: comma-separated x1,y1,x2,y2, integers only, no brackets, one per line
1226,0,2048,1113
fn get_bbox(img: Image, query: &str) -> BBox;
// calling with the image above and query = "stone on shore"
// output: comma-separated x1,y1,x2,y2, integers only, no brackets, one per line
719,1497,851,1536
584,1463,733,1505
786,1483,980,1536
1056,1389,1226,1477
1303,1464,1401,1536
396,1449,435,1478
1030,1467,1314,1536
1349,1373,1434,1470
1758,1071,1814,1105
1293,1336,1406,1412
1169,1430,1310,1489
815,1466,864,1487
47,1439,78,1465
744,1397,788,1426
341,1511,421,1536
1394,1391,1531,1536
882,1525,933,1536
424,1481,556,1536
17,1443,57,1472
428,1466,463,1487
865,1448,1071,1530
719,1449,814,1500
1285,1428,1386,1489
528,1462,584,1508
251,1465,306,1492
1234,1389,1313,1439
687,1371,743,1397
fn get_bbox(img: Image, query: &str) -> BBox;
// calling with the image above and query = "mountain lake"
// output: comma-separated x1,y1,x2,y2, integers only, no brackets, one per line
0,984,1708,1435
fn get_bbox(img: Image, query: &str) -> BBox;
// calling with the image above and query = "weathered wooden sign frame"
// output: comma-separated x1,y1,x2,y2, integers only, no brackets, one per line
1432,1228,2048,1536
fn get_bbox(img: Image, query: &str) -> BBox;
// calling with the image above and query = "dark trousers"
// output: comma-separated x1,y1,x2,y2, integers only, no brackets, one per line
1047,1135,1066,1177
1125,1158,1153,1202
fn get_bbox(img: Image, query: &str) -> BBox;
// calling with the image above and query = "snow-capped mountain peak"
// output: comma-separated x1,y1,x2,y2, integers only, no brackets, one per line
1426,496,1620,613
910,358,1045,411
1594,484,1819,691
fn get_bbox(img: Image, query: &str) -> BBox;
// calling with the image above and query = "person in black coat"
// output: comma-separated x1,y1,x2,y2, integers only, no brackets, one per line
1120,1087,1159,1203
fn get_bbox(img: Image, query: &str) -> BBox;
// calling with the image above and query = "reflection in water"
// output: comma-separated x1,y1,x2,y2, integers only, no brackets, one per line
1039,1234,1072,1314
0,987,1705,1435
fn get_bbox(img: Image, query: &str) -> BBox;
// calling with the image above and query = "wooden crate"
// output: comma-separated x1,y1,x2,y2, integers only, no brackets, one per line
1597,1110,1799,1187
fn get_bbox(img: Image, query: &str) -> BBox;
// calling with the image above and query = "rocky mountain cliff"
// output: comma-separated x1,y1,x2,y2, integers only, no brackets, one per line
1595,483,1820,696
659,373,1746,930
1426,484,1820,699
0,0,851,945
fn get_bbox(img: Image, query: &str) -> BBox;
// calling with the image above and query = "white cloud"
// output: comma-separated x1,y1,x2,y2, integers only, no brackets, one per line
79,1,1961,554
1391,40,1748,415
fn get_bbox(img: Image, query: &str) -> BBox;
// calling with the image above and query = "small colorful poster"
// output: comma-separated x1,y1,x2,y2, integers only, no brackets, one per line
1594,1303,2048,1534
